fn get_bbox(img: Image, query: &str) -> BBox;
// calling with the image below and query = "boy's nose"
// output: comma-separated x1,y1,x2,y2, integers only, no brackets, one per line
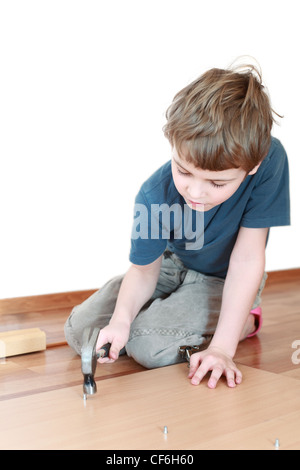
188,183,206,200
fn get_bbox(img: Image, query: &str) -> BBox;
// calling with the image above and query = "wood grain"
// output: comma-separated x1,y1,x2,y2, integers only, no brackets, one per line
0,290,97,315
1,363,300,450
0,347,145,401
0,268,299,450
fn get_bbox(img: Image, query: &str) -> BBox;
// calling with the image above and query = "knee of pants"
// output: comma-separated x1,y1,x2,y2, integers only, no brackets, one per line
63,281,121,356
126,330,212,369
125,334,186,369
64,305,105,356
64,307,82,355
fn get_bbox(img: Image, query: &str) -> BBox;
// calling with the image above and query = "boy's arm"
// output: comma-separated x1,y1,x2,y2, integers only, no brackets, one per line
188,226,269,388
96,255,162,361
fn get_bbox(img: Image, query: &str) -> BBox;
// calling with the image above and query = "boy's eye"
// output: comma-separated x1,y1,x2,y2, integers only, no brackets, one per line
176,165,227,188
210,182,226,188
177,167,190,176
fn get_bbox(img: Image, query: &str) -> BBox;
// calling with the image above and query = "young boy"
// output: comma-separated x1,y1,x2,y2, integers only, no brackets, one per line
65,64,290,389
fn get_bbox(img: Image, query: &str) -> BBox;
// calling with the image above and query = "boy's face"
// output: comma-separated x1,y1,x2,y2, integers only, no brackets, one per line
171,147,257,212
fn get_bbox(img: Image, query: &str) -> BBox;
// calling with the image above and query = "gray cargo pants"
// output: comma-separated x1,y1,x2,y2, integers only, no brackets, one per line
64,250,266,368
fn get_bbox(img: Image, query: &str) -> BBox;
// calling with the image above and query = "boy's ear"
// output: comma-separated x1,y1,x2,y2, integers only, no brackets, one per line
248,162,261,175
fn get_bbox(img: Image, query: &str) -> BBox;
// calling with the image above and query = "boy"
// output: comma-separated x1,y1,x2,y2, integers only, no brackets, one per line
65,64,290,389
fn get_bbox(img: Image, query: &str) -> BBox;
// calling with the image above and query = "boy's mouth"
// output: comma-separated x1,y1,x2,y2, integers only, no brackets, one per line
188,199,205,206
186,198,212,211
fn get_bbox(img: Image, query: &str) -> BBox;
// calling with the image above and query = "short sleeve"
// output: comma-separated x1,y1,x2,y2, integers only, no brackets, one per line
129,188,167,265
241,139,290,228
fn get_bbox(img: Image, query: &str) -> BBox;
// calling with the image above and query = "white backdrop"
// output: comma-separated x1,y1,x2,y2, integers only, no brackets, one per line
1,0,299,299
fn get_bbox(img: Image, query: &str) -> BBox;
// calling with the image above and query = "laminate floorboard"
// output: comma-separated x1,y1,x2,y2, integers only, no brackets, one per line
1,363,300,450
0,271,299,449
0,347,145,401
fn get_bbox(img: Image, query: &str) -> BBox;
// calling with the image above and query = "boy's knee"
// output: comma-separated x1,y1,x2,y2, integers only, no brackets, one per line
125,329,212,369
64,303,105,356
64,307,82,355
63,279,122,355
125,334,184,369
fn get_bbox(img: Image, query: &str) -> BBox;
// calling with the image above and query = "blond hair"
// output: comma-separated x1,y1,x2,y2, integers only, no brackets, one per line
163,64,280,172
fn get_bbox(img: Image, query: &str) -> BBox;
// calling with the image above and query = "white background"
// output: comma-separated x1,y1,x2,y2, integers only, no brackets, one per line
0,0,299,299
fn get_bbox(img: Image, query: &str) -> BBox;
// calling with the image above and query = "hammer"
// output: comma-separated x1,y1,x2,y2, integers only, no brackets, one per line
81,326,111,400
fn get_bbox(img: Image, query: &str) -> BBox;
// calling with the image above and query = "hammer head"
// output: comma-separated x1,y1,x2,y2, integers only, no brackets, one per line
81,326,110,397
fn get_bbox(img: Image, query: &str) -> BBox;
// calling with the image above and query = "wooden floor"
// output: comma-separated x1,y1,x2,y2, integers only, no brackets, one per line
0,270,300,450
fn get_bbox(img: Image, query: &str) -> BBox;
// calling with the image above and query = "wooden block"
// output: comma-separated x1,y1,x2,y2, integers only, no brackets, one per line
0,328,46,358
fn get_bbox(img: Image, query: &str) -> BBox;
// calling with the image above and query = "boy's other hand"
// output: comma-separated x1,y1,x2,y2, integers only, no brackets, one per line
188,346,242,389
95,320,130,363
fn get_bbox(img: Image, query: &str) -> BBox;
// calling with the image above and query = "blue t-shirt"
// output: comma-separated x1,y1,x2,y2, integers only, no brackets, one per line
129,137,290,278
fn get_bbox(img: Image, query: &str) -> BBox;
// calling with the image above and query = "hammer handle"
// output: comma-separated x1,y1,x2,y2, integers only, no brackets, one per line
96,342,111,359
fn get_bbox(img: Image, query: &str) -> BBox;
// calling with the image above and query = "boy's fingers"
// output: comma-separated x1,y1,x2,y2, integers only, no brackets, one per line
187,364,198,378
97,344,119,362
187,351,242,388
207,366,223,388
96,334,112,362
223,367,243,387
189,360,243,389
188,352,203,378
223,368,236,388
190,361,210,385
109,347,119,361
189,353,213,384
97,356,114,364
234,368,243,384
190,370,206,385
109,338,125,361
